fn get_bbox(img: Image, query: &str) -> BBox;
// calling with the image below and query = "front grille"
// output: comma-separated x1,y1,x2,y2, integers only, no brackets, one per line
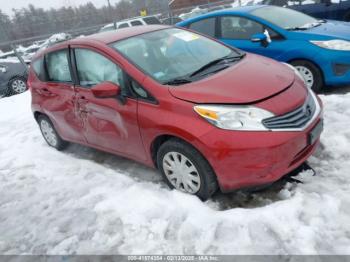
262,94,316,130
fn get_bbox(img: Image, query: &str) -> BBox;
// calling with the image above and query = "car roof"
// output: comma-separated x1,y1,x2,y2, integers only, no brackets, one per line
178,5,267,24
73,25,169,44
33,25,170,59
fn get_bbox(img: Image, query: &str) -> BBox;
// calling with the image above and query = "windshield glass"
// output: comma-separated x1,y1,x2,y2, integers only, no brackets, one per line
111,28,236,84
251,6,318,30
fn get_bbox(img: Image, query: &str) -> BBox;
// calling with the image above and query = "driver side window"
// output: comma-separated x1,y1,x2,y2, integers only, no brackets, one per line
74,49,124,89
220,16,264,39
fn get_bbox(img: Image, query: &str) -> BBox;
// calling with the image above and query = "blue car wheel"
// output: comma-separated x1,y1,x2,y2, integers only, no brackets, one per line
291,60,324,93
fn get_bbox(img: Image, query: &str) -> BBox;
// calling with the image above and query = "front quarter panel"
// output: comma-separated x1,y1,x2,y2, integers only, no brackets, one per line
137,77,216,167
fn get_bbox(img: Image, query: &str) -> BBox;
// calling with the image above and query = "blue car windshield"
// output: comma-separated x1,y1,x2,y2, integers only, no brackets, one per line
251,6,320,30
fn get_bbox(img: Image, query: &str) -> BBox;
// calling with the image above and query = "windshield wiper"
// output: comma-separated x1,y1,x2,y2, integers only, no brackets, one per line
163,78,192,86
189,53,245,78
285,26,309,31
285,20,325,31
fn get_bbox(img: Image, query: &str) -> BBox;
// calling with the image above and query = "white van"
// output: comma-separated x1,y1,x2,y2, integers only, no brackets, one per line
99,15,161,32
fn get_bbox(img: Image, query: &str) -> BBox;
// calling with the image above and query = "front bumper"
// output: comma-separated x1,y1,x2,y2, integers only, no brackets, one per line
317,49,350,86
197,111,323,193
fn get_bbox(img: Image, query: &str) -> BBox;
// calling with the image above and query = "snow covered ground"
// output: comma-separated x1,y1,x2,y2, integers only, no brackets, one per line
0,91,350,255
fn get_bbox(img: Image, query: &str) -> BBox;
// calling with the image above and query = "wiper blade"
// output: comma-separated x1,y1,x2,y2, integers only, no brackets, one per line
189,53,244,78
286,20,325,31
285,26,308,31
163,78,192,86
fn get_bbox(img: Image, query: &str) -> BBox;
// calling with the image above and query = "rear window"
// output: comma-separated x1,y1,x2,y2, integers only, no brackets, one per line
131,20,143,26
118,23,129,29
143,16,161,25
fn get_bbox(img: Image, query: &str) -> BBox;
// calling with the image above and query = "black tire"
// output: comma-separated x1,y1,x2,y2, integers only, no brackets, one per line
157,138,218,201
290,60,323,93
38,115,69,151
8,76,28,95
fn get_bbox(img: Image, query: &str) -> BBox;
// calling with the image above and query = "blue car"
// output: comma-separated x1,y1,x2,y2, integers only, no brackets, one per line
177,5,350,91
261,0,350,21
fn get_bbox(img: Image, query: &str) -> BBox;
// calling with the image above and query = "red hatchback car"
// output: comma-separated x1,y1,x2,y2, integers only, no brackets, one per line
28,25,323,200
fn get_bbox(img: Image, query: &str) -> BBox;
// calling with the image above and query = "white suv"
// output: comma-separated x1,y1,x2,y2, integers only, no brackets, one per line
99,15,161,32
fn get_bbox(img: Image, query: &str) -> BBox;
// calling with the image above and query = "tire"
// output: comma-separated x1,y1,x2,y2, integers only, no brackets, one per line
157,138,218,201
38,115,69,151
290,60,323,93
8,76,27,95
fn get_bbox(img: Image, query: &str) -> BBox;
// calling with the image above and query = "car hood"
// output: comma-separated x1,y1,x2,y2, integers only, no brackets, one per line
168,54,295,104
298,20,350,40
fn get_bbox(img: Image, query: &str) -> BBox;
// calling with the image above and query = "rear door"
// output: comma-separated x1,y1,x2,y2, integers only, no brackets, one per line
70,46,146,161
35,48,85,143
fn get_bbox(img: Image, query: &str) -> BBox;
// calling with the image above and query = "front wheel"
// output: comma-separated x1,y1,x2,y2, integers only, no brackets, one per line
290,60,323,93
157,138,218,200
38,115,69,151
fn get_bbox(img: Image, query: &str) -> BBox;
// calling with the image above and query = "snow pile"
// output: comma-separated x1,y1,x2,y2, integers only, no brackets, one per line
0,92,350,254
0,57,21,64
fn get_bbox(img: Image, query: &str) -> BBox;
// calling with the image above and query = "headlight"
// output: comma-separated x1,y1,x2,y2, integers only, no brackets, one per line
310,40,350,51
283,63,307,86
194,105,274,131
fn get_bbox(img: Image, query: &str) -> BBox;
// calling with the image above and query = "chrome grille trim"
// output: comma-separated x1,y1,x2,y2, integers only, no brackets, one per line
262,91,321,132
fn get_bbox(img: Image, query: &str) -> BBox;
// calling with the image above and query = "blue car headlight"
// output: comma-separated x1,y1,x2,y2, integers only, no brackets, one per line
310,40,350,51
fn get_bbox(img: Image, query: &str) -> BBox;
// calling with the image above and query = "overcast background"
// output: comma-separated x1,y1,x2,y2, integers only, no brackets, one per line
1,0,113,15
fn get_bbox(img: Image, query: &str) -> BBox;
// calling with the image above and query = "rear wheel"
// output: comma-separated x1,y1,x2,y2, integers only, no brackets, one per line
157,138,218,200
8,76,27,95
290,60,323,93
38,115,69,151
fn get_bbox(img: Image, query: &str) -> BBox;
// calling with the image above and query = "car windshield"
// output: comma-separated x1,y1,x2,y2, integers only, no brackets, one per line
111,28,240,84
251,6,320,30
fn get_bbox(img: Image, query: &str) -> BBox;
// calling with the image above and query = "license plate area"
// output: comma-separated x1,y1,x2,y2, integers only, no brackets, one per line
308,119,323,145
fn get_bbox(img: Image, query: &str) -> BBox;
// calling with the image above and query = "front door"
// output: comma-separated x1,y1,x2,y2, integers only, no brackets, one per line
217,16,286,60
71,47,146,161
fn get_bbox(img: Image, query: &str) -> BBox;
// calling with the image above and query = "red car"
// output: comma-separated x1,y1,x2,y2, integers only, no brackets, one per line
28,25,323,200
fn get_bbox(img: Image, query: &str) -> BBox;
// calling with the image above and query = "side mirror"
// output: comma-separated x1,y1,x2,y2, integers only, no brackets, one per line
251,33,267,43
251,32,270,47
91,81,121,98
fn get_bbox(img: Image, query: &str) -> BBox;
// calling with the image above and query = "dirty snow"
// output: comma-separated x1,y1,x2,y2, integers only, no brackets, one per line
0,91,350,255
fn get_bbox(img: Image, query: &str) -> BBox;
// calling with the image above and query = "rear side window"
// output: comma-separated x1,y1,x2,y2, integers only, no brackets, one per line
143,16,161,25
118,23,129,28
32,57,46,81
46,49,72,82
189,18,216,38
131,20,143,26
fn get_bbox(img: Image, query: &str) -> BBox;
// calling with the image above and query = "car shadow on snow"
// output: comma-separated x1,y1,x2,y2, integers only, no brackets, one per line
63,143,311,211
322,85,350,95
